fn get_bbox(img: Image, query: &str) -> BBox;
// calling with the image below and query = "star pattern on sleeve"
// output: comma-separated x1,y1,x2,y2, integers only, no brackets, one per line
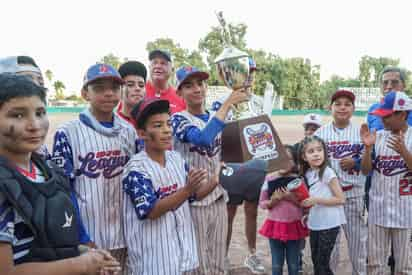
123,171,158,220
51,130,75,180
211,100,222,112
171,114,194,142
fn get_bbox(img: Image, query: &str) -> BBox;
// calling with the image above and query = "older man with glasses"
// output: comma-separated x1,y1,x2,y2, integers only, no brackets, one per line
366,66,412,275
367,67,412,130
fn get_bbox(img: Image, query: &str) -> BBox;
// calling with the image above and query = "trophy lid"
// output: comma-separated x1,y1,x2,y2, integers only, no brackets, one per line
214,46,249,64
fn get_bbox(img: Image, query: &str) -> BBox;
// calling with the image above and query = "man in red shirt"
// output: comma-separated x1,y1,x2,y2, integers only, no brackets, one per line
146,49,186,114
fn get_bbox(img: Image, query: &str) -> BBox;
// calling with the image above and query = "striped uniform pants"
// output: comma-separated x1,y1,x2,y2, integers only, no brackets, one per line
368,224,412,275
342,196,368,275
187,197,228,275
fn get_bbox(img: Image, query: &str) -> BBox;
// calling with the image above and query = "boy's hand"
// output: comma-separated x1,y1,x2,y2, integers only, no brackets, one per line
227,88,250,106
78,249,121,275
186,169,208,195
301,197,318,208
339,157,355,171
360,123,376,148
387,130,407,155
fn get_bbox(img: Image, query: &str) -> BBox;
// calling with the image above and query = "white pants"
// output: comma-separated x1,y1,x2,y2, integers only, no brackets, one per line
368,224,412,275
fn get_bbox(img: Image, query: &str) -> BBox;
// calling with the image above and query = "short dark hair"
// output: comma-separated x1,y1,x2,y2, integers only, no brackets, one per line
17,56,40,68
0,73,46,108
131,100,170,129
297,135,330,179
118,61,147,81
381,66,406,85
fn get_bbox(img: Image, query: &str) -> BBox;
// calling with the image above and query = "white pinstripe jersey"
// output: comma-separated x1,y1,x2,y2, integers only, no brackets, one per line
172,110,227,206
122,150,198,275
369,126,412,228
315,122,366,198
52,111,138,249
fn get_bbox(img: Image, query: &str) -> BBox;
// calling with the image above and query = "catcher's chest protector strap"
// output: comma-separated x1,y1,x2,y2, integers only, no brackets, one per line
0,155,80,263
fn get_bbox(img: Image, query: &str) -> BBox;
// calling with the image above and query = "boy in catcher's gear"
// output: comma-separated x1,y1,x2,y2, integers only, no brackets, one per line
122,98,208,275
361,91,412,275
172,66,249,274
315,89,367,275
51,63,141,274
0,73,120,275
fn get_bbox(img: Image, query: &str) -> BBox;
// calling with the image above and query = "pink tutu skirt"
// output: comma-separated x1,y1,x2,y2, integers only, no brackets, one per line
259,219,308,241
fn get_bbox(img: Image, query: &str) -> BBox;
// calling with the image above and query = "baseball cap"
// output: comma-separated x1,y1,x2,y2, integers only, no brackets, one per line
370,91,412,117
0,56,41,74
303,113,322,127
176,66,209,90
331,89,355,103
83,63,124,88
118,61,147,81
131,98,170,129
148,49,171,62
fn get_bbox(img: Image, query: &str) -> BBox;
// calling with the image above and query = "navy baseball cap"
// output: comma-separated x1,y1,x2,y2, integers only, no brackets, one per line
370,91,412,117
131,98,170,129
148,49,171,62
83,63,124,88
176,66,209,90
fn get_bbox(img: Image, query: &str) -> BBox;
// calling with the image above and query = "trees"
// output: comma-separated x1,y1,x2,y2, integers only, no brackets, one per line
100,53,123,69
358,55,400,87
146,38,207,71
53,80,66,100
45,69,53,83
198,22,248,85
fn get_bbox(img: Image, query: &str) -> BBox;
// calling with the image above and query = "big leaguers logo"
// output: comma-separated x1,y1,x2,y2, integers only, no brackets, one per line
375,155,412,196
327,141,363,175
76,150,130,179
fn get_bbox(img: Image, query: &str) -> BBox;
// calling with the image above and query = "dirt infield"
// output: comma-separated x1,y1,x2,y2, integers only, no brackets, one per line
45,113,369,275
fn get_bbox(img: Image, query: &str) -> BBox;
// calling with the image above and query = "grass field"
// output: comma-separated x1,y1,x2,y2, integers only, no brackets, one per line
45,113,371,275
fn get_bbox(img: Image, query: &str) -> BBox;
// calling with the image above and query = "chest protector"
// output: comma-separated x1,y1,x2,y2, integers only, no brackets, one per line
0,154,80,263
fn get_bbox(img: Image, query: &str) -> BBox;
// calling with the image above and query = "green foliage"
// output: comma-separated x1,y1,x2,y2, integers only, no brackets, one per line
64,94,86,103
146,38,207,71
199,23,248,85
358,55,400,87
100,53,124,69
53,80,66,100
97,19,410,110
45,69,53,83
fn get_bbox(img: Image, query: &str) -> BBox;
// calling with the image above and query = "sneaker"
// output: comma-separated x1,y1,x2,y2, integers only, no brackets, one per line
244,253,265,274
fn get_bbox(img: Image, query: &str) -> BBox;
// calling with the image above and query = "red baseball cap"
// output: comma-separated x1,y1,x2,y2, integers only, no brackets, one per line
131,98,170,129
331,89,355,103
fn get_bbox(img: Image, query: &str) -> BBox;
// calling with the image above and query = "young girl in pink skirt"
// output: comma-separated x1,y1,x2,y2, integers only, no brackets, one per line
259,145,308,275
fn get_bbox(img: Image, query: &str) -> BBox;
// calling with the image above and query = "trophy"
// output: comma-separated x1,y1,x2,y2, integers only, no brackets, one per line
215,12,291,172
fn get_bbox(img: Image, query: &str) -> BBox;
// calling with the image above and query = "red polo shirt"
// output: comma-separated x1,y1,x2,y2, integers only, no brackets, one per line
145,81,186,114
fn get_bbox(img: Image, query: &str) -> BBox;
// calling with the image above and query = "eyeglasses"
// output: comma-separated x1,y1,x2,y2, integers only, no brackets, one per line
382,79,400,86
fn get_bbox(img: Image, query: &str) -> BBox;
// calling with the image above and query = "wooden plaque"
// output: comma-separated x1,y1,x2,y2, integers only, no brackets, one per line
221,114,292,172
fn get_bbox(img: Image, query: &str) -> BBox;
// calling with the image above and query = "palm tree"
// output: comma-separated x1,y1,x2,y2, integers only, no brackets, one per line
45,69,53,83
53,80,66,100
